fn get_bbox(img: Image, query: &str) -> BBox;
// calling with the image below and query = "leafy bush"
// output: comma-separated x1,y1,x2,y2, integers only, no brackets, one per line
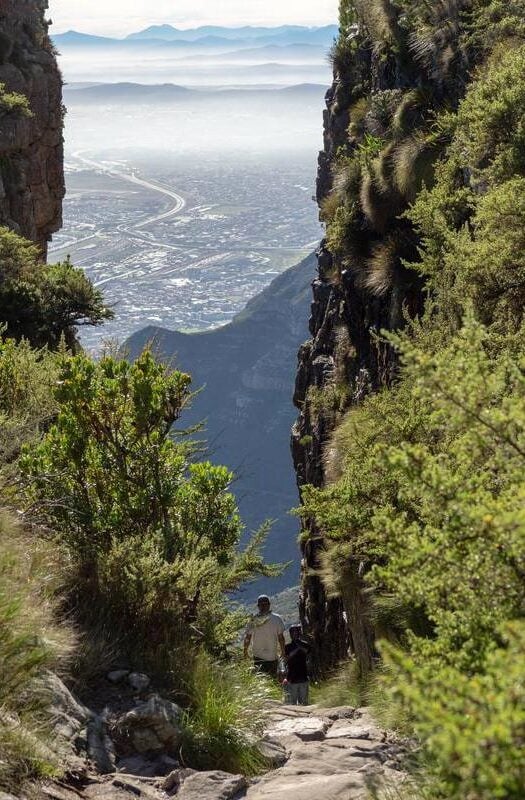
0,511,74,791
382,623,525,799
0,337,58,498
0,227,112,349
0,83,32,117
21,349,279,677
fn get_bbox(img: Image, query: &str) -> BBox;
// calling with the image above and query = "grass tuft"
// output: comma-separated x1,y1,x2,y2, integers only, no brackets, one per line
0,511,75,791
179,651,275,775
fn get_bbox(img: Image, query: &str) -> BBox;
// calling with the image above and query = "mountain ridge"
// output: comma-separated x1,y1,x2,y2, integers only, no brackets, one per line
124,251,317,597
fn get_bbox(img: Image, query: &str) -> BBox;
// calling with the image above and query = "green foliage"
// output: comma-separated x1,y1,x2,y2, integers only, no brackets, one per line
306,382,351,417
0,83,32,117
409,45,525,338
339,0,357,37
0,511,74,791
180,651,274,775
0,227,112,349
21,349,279,675
303,1,525,796
382,623,525,799
302,314,525,796
0,337,58,495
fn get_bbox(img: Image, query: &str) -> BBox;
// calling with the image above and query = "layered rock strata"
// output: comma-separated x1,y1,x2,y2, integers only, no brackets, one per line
0,0,64,258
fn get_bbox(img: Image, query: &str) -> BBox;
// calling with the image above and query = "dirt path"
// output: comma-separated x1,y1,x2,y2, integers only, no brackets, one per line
38,702,407,800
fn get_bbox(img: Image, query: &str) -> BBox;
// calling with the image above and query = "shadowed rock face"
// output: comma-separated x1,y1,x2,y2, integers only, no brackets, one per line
0,0,64,258
292,42,426,673
124,253,316,597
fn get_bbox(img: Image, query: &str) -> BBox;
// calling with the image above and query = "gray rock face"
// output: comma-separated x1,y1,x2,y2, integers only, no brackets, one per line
81,776,165,800
128,673,151,692
116,753,178,777
45,672,92,740
256,737,288,768
162,769,248,800
264,716,328,741
116,695,182,754
245,705,408,800
107,670,130,684
43,673,116,775
0,0,64,257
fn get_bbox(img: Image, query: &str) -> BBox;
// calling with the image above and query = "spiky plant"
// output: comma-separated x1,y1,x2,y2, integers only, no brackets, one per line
332,155,362,201
366,89,404,137
0,511,75,791
406,0,468,86
392,132,440,199
391,87,432,138
364,235,400,295
320,191,343,224
355,0,402,50
364,227,421,296
373,141,397,195
348,97,369,139
360,166,402,233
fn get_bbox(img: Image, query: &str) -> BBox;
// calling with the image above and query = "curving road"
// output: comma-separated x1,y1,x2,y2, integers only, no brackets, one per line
72,151,186,230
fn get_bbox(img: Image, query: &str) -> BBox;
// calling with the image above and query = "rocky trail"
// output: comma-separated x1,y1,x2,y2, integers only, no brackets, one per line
20,676,409,800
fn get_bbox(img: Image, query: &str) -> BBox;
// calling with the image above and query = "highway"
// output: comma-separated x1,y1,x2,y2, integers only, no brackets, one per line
71,151,186,230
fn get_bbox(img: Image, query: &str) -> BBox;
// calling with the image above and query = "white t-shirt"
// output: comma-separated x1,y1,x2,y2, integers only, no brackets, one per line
246,612,285,661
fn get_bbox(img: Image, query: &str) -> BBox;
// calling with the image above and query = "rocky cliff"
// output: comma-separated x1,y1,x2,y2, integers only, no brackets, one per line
0,0,64,258
292,14,432,673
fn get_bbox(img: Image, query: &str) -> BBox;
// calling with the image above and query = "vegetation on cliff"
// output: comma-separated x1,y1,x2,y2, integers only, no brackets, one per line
0,83,32,117
0,227,112,349
300,1,525,797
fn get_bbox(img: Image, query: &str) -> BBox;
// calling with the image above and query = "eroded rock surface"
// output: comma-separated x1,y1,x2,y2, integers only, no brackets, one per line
32,703,407,800
246,704,408,800
0,0,64,256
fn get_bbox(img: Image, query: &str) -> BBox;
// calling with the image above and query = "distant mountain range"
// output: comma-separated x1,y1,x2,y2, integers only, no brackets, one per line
63,82,328,104
52,24,338,50
125,24,337,43
124,252,317,597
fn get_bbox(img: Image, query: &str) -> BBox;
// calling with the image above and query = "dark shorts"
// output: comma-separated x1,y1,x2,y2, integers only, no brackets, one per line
254,659,278,677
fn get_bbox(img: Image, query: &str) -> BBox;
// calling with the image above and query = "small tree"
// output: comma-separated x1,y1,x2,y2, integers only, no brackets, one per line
22,350,279,673
0,227,112,349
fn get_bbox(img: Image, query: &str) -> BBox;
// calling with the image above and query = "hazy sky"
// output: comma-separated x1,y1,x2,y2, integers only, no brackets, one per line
48,0,340,37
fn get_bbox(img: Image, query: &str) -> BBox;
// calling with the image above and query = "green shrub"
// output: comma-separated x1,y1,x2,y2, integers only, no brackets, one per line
0,83,32,117
381,622,525,799
21,349,279,677
0,337,58,498
0,227,112,349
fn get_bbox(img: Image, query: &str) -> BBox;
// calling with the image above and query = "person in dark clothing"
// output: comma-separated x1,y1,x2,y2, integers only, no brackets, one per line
283,623,310,705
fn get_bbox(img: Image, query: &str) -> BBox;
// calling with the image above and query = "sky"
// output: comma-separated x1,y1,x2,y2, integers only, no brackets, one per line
47,0,340,37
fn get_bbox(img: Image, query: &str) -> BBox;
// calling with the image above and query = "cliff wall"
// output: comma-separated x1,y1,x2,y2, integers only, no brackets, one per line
292,18,430,673
0,0,64,258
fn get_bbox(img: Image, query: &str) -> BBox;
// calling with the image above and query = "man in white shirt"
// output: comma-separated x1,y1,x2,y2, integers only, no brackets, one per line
243,594,286,677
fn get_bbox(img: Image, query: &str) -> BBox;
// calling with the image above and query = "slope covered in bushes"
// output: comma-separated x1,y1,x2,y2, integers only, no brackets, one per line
0,228,280,789
298,1,525,797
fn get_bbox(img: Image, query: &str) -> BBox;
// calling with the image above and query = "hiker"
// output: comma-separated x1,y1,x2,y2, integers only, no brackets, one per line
283,623,310,705
243,594,285,677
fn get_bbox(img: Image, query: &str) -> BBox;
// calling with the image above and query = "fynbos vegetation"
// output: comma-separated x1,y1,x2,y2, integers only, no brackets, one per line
298,1,525,797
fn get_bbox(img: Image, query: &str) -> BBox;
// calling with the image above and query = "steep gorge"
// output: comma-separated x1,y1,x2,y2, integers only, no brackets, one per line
0,0,64,259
